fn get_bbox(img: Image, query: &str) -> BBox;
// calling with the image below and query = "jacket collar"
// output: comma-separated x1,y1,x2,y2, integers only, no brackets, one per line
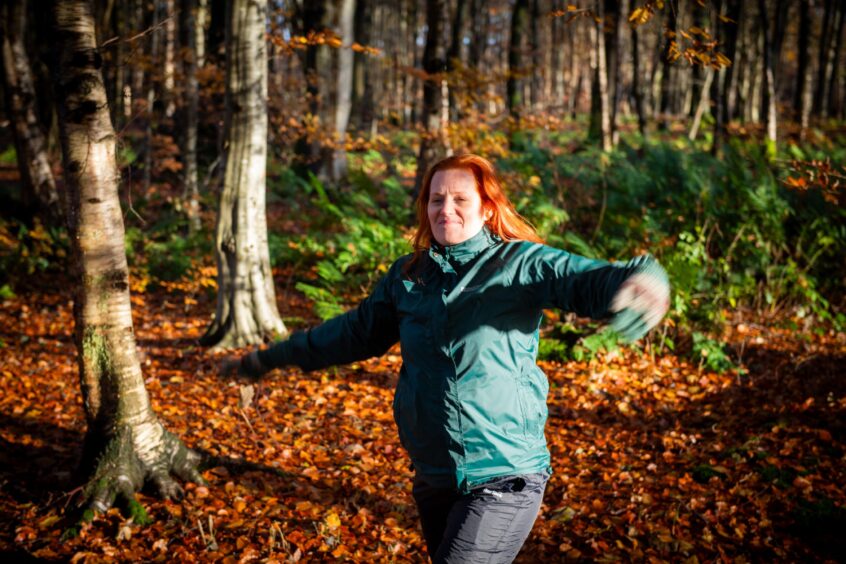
428,226,499,270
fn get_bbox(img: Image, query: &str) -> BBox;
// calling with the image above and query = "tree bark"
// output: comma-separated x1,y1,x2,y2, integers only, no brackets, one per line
52,0,203,514
507,0,529,118
163,0,177,118
589,0,612,150
709,0,724,154
759,0,778,155
352,0,374,134
333,0,356,181
292,0,328,176
181,0,201,233
794,0,811,121
721,0,742,123
658,0,677,129
412,0,444,201
201,0,286,348
446,0,467,120
631,19,647,139
813,0,833,116
826,1,845,117
1,0,61,223
603,0,620,143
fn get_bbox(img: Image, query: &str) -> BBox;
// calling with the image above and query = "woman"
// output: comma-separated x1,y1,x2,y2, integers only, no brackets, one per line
224,154,670,563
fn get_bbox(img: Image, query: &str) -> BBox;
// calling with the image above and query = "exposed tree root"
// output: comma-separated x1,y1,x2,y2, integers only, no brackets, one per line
80,424,205,517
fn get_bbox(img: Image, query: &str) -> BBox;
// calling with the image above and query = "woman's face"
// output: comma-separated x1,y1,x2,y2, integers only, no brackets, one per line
428,168,488,246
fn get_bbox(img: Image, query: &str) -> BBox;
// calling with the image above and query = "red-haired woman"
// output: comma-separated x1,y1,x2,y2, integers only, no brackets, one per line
225,154,669,563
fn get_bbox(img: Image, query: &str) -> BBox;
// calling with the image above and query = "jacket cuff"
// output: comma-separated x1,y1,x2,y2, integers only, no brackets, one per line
631,255,669,288
240,350,268,380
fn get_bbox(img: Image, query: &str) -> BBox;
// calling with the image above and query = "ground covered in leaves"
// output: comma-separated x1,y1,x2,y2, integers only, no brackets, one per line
0,272,844,562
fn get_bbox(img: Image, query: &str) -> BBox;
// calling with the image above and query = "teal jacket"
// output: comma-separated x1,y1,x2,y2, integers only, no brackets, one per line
258,228,666,492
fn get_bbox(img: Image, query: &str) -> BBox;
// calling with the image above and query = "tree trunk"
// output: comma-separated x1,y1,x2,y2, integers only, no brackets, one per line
759,0,777,156
813,0,833,116
631,19,647,139
181,0,201,233
658,0,677,129
794,0,811,123
163,0,176,118
529,0,541,111
468,0,488,116
352,0,374,134
292,0,328,176
507,0,529,118
603,0,620,144
143,1,160,192
826,1,845,117
333,0,356,181
446,0,467,120
201,0,286,348
589,0,612,150
412,0,444,201
52,0,203,514
709,0,724,154
1,0,61,223
721,0,742,122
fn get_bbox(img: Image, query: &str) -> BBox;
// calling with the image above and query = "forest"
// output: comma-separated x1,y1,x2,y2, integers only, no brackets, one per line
0,0,844,561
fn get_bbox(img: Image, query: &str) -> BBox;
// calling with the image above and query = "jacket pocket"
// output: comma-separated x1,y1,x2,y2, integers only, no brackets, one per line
517,365,548,440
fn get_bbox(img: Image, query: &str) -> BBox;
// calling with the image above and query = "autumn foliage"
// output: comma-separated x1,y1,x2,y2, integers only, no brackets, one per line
0,255,843,561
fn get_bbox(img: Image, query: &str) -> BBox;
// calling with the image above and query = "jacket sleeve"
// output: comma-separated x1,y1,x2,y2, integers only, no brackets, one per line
520,244,665,319
256,260,402,373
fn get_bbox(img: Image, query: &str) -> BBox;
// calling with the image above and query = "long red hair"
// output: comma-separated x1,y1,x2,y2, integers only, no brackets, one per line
407,154,543,272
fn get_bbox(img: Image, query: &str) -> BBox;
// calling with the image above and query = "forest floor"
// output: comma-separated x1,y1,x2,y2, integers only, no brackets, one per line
0,268,844,562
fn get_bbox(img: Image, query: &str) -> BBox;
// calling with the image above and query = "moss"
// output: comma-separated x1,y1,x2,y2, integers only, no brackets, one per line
82,327,112,377
126,497,152,526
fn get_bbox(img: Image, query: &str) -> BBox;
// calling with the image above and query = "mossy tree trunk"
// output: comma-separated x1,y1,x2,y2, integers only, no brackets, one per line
1,0,61,223
201,0,286,349
53,0,204,515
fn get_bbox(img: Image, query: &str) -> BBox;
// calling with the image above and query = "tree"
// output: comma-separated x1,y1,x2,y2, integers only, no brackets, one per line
657,0,678,129
507,0,529,117
181,0,202,233
412,0,445,200
1,0,61,223
333,0,356,181
52,0,204,514
813,0,834,116
352,0,374,134
589,0,614,150
201,0,287,348
794,0,812,136
758,0,780,157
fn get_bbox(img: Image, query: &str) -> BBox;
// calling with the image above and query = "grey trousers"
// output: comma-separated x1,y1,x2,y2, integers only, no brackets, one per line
412,472,550,564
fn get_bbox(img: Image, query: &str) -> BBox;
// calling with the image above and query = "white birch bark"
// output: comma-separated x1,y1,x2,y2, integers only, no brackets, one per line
53,0,203,514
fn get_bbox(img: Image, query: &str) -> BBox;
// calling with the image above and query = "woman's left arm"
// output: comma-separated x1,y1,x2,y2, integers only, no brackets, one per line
527,246,669,341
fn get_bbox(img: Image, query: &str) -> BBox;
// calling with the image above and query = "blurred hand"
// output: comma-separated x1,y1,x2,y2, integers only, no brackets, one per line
218,351,266,381
219,356,243,379
610,272,670,341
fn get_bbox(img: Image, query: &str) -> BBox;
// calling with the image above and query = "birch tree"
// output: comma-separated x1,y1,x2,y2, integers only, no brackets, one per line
201,0,286,348
53,0,204,514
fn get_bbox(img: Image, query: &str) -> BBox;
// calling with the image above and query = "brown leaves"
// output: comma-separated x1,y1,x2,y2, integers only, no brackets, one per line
1,274,844,560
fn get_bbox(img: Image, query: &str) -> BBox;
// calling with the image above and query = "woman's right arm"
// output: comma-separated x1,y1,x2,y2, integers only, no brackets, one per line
231,259,403,379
